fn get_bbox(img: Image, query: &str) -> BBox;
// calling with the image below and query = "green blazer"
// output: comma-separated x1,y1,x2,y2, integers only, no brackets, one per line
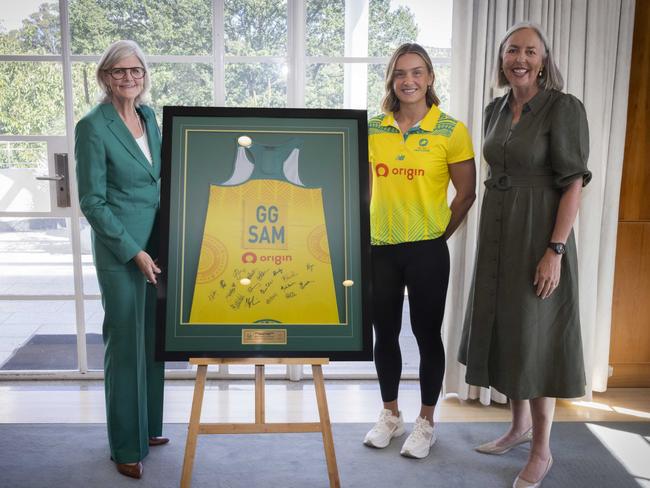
75,103,162,270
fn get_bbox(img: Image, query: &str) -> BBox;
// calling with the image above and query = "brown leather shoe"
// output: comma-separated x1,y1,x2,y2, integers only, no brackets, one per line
115,461,143,479
148,436,170,446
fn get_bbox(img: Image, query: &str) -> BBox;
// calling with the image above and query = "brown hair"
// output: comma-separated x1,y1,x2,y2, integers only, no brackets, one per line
381,43,440,114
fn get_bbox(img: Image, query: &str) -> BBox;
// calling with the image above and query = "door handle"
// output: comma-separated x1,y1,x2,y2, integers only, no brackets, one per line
35,153,70,207
35,175,64,181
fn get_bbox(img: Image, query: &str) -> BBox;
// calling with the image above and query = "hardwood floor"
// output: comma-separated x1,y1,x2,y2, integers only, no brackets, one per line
0,380,648,424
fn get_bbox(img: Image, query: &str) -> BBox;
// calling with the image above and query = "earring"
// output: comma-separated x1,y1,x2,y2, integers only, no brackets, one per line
538,70,543,77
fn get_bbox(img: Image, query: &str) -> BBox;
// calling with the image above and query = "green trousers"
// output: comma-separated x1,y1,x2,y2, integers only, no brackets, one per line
97,265,165,464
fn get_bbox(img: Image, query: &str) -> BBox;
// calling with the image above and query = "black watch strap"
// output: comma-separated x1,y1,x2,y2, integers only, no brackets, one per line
548,242,566,255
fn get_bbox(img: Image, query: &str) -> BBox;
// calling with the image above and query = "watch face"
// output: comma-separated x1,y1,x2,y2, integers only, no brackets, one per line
550,243,566,254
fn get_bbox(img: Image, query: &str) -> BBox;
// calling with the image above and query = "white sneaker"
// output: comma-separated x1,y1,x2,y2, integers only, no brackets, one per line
400,416,436,459
363,409,405,448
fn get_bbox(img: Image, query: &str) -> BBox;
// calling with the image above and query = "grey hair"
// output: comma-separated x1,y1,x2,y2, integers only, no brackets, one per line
96,40,151,105
495,21,564,91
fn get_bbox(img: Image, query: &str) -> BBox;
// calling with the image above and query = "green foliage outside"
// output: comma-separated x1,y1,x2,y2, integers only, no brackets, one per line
0,0,451,158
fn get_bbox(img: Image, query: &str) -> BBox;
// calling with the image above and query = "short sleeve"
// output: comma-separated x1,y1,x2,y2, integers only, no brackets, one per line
368,113,384,165
447,120,475,164
550,93,591,188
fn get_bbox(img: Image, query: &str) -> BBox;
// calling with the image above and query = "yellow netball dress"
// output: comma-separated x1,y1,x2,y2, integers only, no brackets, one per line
189,137,340,324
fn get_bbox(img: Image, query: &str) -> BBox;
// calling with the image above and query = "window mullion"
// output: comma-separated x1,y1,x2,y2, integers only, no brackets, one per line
59,0,89,374
287,0,305,108
213,0,225,105
344,0,369,110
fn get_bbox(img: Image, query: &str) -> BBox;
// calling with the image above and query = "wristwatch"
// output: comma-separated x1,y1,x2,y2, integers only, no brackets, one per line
548,242,566,255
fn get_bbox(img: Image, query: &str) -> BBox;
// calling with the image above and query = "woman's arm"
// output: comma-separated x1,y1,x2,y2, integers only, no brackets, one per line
444,158,476,239
534,178,582,298
75,120,141,264
76,118,159,283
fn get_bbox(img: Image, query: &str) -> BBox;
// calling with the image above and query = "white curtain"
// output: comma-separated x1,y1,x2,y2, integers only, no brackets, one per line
443,0,636,404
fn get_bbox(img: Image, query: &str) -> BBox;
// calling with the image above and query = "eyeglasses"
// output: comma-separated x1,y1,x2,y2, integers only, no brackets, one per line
105,67,146,80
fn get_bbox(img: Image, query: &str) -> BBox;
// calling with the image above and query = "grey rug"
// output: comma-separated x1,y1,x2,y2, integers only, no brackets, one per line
0,422,647,487
1,334,189,370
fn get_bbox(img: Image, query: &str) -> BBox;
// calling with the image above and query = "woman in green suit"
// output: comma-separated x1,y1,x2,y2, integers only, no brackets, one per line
75,40,167,480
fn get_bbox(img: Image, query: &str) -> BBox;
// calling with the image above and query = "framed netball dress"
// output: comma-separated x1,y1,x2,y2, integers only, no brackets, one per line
157,107,371,360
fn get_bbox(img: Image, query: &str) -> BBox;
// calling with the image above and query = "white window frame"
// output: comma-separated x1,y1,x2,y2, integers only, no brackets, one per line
0,0,450,380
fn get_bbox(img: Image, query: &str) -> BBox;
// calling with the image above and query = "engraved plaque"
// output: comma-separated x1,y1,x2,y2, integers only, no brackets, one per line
242,329,288,345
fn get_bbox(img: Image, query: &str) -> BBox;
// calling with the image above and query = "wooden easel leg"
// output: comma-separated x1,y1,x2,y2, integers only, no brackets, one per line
255,364,265,424
181,364,208,488
312,365,341,488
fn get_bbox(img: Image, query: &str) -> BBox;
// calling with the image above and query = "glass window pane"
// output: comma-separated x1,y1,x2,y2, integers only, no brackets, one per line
367,63,386,117
0,217,74,295
368,0,418,57
0,62,65,136
224,0,287,56
73,62,214,124
71,62,98,125
80,217,100,296
69,0,212,55
0,1,61,55
0,300,78,370
306,0,344,57
368,0,454,57
148,63,214,119
225,64,287,108
0,142,51,212
305,63,344,109
433,62,451,112
85,300,103,370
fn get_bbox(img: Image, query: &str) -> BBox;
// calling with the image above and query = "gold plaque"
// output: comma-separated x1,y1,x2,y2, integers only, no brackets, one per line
242,329,287,345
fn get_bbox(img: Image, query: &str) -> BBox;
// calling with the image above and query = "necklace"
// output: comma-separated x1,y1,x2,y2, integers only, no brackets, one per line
134,109,144,137
117,106,143,137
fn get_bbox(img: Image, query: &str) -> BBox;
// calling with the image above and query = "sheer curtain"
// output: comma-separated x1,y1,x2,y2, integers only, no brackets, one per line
443,0,636,404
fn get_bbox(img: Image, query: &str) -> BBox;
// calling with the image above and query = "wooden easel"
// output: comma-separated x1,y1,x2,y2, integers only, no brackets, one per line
180,358,340,488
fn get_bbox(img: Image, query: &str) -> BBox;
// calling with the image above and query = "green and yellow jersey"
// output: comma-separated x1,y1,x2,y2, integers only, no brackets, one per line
369,104,474,245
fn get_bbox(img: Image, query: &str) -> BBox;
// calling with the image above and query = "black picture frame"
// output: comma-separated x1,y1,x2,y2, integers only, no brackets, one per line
156,106,371,361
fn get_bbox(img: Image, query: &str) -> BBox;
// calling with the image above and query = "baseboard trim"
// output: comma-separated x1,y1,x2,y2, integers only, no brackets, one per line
608,363,650,387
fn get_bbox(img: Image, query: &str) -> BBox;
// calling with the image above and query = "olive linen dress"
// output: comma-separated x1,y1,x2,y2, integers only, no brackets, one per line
458,89,591,400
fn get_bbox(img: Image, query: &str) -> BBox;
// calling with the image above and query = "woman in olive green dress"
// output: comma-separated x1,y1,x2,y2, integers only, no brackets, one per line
459,22,590,488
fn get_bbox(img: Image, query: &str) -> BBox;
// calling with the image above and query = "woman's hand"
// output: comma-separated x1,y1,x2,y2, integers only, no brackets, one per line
533,249,562,299
133,251,161,285
445,159,476,239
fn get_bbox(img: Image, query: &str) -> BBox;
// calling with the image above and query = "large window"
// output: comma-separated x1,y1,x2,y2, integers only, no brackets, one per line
0,0,453,376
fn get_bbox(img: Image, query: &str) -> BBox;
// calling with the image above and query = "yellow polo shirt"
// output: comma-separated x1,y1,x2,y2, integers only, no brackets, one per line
369,105,474,245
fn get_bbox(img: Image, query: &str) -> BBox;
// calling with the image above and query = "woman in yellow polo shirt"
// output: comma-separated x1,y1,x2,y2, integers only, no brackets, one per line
363,43,476,459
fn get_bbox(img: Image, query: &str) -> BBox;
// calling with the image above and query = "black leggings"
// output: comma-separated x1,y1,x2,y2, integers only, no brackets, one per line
371,237,450,406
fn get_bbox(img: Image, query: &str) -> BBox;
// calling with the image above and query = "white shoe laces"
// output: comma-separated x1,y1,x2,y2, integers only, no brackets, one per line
407,418,432,444
371,410,399,434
